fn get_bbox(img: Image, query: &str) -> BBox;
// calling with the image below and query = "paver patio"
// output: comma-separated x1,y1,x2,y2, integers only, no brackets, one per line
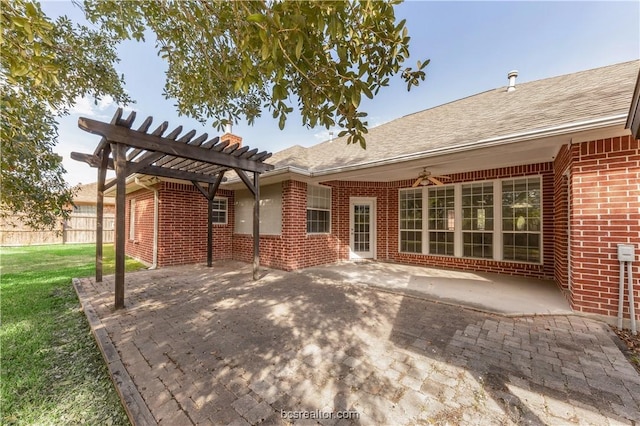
74,261,640,425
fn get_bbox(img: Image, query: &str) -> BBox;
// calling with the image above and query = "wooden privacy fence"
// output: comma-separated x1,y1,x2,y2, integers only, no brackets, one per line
0,213,115,246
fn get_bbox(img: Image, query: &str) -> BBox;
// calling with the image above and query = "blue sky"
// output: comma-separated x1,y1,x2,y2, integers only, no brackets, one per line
41,1,640,186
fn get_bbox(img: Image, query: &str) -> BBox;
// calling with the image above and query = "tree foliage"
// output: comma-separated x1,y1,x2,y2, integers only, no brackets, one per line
1,0,130,229
84,0,428,148
1,0,427,229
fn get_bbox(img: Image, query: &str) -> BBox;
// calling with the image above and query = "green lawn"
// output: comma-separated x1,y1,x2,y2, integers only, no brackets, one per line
1,244,146,425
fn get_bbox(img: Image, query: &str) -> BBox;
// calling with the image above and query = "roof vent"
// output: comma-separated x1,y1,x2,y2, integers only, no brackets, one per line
507,70,518,92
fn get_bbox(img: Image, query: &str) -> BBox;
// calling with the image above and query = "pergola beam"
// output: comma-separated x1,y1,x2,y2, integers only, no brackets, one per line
70,152,229,186
79,118,272,173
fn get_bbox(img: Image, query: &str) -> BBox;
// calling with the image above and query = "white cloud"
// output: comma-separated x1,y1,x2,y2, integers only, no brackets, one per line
69,95,128,119
97,95,115,110
69,96,96,116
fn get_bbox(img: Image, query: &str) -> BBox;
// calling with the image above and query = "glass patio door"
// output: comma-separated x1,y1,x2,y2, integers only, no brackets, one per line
349,198,376,259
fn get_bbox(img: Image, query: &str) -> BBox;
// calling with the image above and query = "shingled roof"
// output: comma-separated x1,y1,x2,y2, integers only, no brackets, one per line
74,181,115,205
269,60,639,173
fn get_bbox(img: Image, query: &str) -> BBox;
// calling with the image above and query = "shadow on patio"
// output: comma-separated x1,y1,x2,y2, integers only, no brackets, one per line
75,261,640,425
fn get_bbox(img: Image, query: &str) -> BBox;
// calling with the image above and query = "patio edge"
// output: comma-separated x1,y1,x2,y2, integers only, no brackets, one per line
73,277,156,426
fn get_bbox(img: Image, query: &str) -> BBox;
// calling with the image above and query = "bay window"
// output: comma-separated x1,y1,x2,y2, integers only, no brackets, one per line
398,176,542,263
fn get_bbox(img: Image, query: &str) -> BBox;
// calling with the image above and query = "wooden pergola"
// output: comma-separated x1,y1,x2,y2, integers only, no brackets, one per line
72,108,274,309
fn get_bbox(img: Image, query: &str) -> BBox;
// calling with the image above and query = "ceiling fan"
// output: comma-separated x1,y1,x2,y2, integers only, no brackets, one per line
411,168,452,187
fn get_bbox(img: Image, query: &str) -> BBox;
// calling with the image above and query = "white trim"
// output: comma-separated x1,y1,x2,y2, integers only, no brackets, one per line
493,180,503,261
500,175,543,264
349,197,377,260
129,198,136,241
425,184,456,257
454,183,462,258
306,184,332,235
211,196,228,225
398,188,423,254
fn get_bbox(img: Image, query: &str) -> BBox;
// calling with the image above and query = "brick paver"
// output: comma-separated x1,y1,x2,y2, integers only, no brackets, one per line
75,261,640,425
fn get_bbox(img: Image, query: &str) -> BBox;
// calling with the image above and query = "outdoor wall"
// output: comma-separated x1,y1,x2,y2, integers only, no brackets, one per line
322,163,555,279
232,180,340,270
324,181,391,262
569,135,640,321
125,188,155,265
124,182,233,267
553,144,572,293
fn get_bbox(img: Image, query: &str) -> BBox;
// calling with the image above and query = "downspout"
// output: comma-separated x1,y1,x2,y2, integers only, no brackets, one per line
134,177,158,269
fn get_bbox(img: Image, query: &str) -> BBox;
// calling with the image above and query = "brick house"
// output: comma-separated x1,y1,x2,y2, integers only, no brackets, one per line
120,60,640,324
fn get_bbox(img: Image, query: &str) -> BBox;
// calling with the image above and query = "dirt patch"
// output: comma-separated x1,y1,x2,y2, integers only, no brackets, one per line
611,326,640,374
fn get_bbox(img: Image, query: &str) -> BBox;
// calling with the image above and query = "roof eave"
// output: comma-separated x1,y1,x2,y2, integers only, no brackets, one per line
626,69,640,139
311,114,629,178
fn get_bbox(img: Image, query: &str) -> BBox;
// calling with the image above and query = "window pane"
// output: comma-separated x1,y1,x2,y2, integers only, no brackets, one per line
400,231,422,253
429,231,454,256
211,198,227,224
463,232,493,259
461,182,493,231
307,209,330,233
428,186,455,231
307,186,331,209
399,189,423,253
502,177,541,262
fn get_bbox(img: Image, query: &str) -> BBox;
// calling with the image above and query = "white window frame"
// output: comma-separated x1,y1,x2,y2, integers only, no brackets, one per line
129,198,136,241
501,176,543,264
426,184,456,257
307,185,331,234
398,188,424,254
211,197,228,225
397,175,543,264
461,181,495,259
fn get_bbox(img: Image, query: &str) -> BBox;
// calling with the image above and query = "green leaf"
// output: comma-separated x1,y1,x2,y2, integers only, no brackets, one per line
351,89,360,108
295,34,303,60
12,64,30,77
247,13,266,23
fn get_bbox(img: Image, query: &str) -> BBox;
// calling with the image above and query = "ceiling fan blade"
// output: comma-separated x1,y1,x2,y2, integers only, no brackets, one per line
437,175,452,180
427,176,444,186
412,176,424,187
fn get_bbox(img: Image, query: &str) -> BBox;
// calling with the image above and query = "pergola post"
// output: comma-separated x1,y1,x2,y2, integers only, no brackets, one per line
207,197,213,267
95,146,110,283
253,171,260,280
112,143,126,309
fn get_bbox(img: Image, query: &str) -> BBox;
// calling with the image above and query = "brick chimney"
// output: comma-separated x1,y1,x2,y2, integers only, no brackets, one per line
221,123,242,147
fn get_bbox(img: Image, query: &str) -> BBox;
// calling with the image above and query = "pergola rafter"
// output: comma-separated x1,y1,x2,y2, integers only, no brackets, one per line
72,108,274,309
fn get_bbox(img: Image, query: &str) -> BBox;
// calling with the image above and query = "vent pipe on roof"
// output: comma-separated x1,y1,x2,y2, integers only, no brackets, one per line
507,70,518,92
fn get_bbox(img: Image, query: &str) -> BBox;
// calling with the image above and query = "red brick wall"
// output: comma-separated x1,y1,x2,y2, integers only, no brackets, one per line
237,164,555,277
553,144,573,292
569,135,640,319
125,188,155,265
125,182,233,267
232,180,340,270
